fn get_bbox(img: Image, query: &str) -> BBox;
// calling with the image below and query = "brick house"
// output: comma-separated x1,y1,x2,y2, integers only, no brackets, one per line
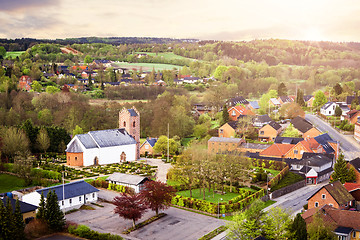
354,119,360,142
348,158,360,184
1,197,37,222
344,110,360,124
259,143,295,158
227,96,249,107
304,95,314,108
278,96,293,105
307,181,355,210
291,116,322,139
19,75,32,91
253,114,272,128
228,105,254,121
238,142,270,153
302,205,360,240
208,137,245,154
218,121,237,138
258,121,282,142
344,182,360,201
140,138,158,156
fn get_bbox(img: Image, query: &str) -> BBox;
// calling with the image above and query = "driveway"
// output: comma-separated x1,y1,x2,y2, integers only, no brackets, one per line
140,158,172,183
305,114,360,160
68,189,225,240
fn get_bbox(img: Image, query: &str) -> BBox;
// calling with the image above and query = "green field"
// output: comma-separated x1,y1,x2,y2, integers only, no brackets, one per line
177,188,242,203
113,62,181,71
0,174,27,193
136,52,195,61
6,51,25,58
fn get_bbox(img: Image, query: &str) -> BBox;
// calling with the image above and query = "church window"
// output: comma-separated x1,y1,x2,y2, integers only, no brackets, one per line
123,121,126,127
133,121,136,127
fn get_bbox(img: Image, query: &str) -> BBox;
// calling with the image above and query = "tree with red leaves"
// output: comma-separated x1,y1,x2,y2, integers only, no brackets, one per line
139,181,176,216
113,193,147,228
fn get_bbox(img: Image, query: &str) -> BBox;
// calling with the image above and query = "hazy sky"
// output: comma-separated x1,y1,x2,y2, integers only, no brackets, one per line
1,0,360,42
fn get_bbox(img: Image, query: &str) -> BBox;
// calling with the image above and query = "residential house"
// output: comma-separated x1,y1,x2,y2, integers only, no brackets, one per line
19,75,32,91
22,180,99,211
348,158,360,184
344,110,360,124
219,121,238,138
291,116,322,138
269,98,281,107
106,173,150,193
346,95,360,107
92,59,112,68
140,138,158,156
274,136,304,145
1,197,37,222
258,121,282,142
253,114,272,127
304,95,314,108
278,96,293,105
302,205,360,239
290,154,333,184
193,103,214,116
227,96,249,107
238,142,270,153
259,143,295,158
321,102,350,116
248,101,260,111
228,105,254,121
208,137,245,154
183,77,202,84
344,182,360,202
307,181,355,210
355,118,360,142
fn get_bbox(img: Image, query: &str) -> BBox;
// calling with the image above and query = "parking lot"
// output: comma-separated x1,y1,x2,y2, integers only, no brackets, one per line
66,190,225,240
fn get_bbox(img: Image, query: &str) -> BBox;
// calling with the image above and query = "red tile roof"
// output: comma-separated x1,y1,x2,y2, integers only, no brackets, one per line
259,143,294,157
344,182,360,192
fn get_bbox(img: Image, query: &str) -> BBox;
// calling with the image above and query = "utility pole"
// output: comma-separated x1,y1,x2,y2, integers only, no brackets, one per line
167,123,169,163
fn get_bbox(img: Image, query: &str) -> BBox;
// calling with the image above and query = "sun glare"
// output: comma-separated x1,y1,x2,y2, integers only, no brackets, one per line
304,28,324,41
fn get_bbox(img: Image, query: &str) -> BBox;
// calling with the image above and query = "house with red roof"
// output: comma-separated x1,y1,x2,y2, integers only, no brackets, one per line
259,143,295,158
344,182,360,201
19,75,32,91
228,105,254,121
344,109,360,124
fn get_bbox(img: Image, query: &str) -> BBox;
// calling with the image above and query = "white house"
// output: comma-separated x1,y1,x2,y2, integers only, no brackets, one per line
321,102,350,116
22,180,99,211
106,173,150,193
66,128,137,167
290,154,333,184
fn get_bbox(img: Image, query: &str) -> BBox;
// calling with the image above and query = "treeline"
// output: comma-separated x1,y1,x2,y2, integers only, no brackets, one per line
104,85,166,100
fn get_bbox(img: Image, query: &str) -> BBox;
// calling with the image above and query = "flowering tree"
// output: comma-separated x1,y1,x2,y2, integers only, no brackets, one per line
139,181,176,216
113,193,147,228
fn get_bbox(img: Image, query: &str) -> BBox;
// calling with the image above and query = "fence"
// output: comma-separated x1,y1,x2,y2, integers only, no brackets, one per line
270,179,306,199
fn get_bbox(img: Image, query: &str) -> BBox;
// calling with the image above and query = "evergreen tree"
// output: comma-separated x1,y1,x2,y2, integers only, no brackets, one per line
13,199,25,240
296,89,305,107
36,192,46,220
278,82,288,96
331,154,355,183
351,94,359,110
88,73,93,89
0,200,5,239
45,190,65,231
2,198,14,239
221,104,229,125
289,213,307,240
333,83,343,96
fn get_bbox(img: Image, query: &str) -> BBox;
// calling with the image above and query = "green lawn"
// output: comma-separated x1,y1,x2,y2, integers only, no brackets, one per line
271,172,304,191
0,174,28,193
113,62,181,71
177,188,241,203
181,137,195,147
167,179,181,186
5,51,25,58
220,200,276,221
136,52,195,61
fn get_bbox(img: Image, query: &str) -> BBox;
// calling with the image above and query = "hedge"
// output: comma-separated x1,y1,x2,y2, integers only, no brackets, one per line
68,224,123,240
251,158,287,171
172,189,265,214
268,165,289,188
198,226,227,240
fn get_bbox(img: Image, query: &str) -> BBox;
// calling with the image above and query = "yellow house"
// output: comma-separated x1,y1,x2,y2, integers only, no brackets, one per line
258,121,282,142
219,121,238,138
2,198,37,222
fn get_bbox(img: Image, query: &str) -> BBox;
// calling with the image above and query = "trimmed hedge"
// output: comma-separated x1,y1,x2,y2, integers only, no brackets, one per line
172,189,265,214
68,224,123,240
268,166,289,188
122,213,166,234
198,226,227,240
251,158,286,171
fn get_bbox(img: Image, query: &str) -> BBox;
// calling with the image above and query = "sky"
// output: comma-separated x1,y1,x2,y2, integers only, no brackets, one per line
1,0,360,42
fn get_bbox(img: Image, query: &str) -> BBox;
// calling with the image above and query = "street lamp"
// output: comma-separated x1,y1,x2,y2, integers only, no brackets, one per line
218,198,223,218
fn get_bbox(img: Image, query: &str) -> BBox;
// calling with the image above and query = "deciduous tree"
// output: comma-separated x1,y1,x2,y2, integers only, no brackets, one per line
307,213,336,240
113,193,147,228
37,127,50,155
313,90,327,110
139,181,176,216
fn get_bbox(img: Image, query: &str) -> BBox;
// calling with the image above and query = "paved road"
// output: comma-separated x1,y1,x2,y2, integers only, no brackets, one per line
305,114,360,160
140,158,172,183
265,180,328,216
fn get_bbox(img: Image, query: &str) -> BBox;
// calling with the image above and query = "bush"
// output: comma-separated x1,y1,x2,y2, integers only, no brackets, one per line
69,224,123,240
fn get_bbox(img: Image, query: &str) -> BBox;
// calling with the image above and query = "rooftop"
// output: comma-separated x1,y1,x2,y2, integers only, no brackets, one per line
208,137,244,143
106,173,149,186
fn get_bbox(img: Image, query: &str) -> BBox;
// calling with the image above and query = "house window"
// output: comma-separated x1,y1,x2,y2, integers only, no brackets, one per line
294,150,298,155
69,199,72,204
75,157,77,160
220,129,224,134
145,145,149,149
315,202,319,207
329,204,333,207
62,201,64,206
79,196,82,202
353,231,356,238
92,193,95,198
322,194,326,199
260,131,264,135
232,110,236,116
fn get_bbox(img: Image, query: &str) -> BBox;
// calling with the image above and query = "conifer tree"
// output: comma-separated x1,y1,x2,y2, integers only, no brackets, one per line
36,192,46,220
289,213,307,240
0,200,5,239
331,154,355,183
221,104,229,125
2,198,14,239
13,199,25,240
45,190,65,231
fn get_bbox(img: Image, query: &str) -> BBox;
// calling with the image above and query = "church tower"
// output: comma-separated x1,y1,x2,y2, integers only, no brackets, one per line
119,107,140,159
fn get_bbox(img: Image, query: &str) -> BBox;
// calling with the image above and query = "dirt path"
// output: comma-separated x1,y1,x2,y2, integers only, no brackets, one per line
140,158,172,183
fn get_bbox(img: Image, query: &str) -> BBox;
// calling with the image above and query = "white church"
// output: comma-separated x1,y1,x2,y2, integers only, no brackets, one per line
66,107,140,167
